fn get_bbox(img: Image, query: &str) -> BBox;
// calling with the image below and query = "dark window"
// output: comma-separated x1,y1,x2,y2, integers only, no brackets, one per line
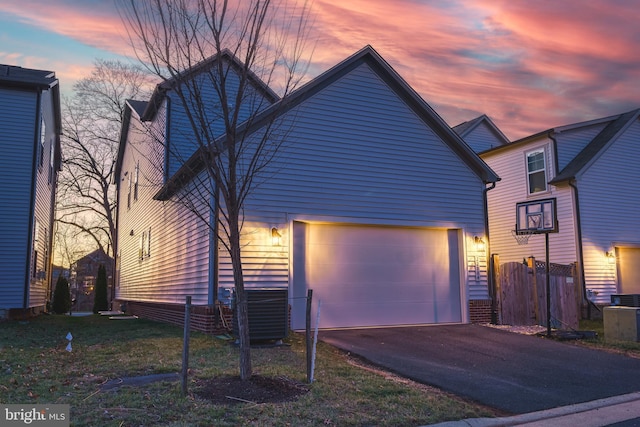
526,150,547,194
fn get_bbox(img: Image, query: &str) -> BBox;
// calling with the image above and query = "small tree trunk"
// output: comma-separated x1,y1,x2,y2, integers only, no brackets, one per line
229,217,252,380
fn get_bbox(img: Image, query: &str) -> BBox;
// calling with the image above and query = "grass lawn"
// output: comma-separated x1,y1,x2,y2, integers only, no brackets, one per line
0,315,500,426
578,318,640,358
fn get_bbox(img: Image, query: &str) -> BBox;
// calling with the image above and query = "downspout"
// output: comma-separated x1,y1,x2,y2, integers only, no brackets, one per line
46,133,60,309
113,153,121,307
483,181,498,324
164,95,171,183
209,184,220,305
209,184,221,328
569,180,598,315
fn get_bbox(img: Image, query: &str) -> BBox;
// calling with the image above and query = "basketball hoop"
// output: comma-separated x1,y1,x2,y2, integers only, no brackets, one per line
511,229,534,245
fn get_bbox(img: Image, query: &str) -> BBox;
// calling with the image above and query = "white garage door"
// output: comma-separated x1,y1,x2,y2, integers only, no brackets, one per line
291,222,462,329
618,247,640,294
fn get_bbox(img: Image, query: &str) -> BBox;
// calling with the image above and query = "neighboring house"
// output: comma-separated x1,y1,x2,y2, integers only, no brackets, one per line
70,248,114,311
114,46,499,332
453,114,510,153
481,108,640,304
51,265,70,282
0,65,61,319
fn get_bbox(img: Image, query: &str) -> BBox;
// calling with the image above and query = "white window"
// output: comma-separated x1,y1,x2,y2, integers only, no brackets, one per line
39,113,46,169
48,137,55,184
139,228,151,260
526,149,547,194
134,162,140,201
127,174,132,209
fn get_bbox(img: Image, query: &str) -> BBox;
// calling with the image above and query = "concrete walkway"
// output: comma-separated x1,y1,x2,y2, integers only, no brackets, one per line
427,392,640,426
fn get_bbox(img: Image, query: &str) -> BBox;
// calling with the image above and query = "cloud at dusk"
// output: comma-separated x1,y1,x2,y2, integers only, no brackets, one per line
1,0,638,139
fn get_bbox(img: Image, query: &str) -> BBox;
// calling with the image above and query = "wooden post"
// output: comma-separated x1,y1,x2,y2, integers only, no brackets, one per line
528,256,539,325
491,254,500,324
306,289,313,384
182,296,191,395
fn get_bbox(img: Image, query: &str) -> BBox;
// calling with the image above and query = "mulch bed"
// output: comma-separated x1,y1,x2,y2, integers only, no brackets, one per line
196,375,309,405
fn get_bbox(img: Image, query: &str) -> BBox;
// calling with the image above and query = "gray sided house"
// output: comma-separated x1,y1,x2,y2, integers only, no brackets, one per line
481,109,640,304
0,65,61,318
453,114,510,154
114,46,498,332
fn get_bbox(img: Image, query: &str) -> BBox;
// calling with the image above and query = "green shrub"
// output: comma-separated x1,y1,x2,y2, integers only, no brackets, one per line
93,264,109,313
52,274,71,314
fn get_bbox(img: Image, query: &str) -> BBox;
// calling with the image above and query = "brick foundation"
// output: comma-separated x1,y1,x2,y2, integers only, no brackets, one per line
469,299,493,323
119,300,232,335
5,306,46,320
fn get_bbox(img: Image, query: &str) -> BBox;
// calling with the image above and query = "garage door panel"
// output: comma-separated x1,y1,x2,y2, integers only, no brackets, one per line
619,247,640,294
323,301,445,327
292,222,462,329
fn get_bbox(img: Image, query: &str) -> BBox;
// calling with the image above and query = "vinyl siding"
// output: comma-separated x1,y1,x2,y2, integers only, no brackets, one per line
483,138,578,266
116,110,212,305
577,118,640,302
166,71,275,177
120,60,491,307
0,88,37,309
218,63,488,299
29,89,58,308
555,123,606,172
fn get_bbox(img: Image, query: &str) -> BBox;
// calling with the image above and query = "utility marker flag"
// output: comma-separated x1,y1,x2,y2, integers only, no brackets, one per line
66,332,72,352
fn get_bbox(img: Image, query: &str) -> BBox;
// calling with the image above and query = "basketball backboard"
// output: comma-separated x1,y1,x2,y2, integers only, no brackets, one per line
515,198,557,234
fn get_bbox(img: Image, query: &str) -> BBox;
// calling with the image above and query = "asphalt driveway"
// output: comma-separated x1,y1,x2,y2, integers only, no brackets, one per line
319,324,640,414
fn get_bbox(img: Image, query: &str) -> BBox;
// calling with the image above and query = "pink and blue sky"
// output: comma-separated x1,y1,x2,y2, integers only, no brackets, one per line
1,0,638,140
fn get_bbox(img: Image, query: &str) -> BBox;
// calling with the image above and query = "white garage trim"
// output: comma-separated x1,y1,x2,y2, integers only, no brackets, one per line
617,246,640,294
290,221,464,329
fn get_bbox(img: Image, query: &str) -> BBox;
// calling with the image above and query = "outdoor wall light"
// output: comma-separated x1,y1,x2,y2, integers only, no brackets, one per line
474,236,485,251
606,251,616,264
271,227,282,246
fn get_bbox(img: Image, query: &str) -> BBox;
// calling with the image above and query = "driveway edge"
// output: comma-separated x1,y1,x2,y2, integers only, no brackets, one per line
427,391,640,426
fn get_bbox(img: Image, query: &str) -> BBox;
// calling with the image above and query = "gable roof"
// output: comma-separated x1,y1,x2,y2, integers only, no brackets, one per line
0,64,58,90
114,99,149,185
0,64,63,171
140,49,280,122
480,108,640,185
550,108,640,184
154,45,499,200
453,114,510,150
127,99,148,118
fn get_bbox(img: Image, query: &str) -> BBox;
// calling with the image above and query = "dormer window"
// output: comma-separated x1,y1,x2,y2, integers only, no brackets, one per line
526,149,547,194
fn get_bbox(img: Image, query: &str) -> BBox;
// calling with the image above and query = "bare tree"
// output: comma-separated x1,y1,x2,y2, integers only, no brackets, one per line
57,60,153,261
52,222,91,269
119,0,313,379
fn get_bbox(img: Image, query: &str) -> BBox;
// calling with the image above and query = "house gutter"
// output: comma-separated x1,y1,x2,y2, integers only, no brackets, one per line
483,181,498,324
209,185,220,308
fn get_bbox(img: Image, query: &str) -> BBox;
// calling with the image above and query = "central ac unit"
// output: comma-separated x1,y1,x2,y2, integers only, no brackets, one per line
604,306,640,342
233,288,288,343
611,294,640,307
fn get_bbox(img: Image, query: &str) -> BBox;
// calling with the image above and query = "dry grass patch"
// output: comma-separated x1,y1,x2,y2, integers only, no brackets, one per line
0,315,501,426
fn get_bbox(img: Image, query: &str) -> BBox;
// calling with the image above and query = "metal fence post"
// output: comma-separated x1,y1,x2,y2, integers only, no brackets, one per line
182,296,191,395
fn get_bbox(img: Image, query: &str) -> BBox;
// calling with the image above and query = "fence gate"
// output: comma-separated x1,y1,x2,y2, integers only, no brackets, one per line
494,256,579,329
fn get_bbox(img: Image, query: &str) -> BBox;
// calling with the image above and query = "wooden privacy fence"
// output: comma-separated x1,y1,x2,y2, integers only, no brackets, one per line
494,256,580,329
